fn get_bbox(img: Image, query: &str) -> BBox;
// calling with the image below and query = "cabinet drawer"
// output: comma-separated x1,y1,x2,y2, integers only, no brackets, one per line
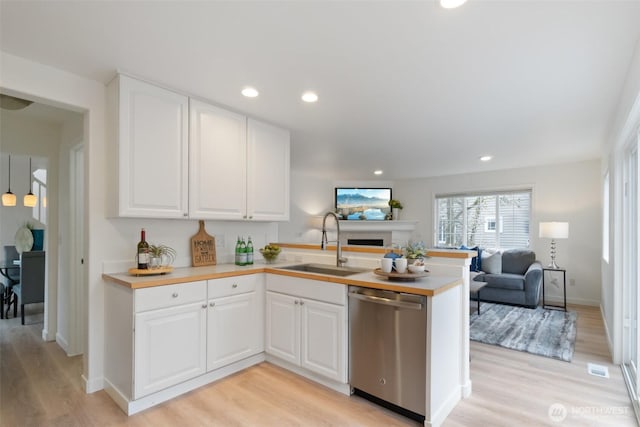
208,275,257,299
266,275,346,306
135,281,207,312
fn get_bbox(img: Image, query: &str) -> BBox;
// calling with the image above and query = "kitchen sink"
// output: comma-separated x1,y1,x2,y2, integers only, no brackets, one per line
277,263,367,277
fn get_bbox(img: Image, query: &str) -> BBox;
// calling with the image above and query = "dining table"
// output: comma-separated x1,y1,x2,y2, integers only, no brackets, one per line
0,261,20,319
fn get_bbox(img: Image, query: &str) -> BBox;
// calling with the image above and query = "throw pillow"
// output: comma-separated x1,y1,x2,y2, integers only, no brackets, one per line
481,250,502,274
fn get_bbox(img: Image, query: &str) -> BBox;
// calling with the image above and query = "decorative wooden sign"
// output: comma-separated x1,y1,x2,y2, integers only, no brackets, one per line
191,220,216,267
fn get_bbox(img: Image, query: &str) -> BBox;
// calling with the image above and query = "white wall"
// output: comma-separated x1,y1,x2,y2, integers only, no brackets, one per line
278,170,395,244
601,38,640,363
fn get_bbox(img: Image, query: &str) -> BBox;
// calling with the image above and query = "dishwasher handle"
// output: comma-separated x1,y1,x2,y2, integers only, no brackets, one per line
349,291,423,310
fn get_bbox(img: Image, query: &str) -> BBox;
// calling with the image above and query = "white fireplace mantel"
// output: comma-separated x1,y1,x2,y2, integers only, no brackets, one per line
308,216,417,232
338,220,417,232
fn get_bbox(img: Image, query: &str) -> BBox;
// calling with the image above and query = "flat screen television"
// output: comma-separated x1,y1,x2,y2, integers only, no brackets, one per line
335,187,392,220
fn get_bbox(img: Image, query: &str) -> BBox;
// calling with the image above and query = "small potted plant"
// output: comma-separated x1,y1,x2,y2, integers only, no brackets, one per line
148,244,177,269
404,240,427,262
389,199,403,221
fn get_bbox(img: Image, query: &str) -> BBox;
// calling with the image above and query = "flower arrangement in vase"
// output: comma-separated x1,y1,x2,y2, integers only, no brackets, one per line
404,240,427,262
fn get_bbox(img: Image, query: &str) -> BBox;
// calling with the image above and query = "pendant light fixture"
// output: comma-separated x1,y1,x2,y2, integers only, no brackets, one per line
24,157,37,207
2,154,17,206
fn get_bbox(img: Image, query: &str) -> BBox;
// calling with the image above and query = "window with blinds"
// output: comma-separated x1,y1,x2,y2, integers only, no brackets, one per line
435,190,531,249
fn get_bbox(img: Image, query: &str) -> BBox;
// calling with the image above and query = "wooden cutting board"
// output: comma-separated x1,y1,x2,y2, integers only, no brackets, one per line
191,220,216,267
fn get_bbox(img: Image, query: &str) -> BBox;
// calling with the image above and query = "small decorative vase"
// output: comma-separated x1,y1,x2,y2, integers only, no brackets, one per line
31,229,45,250
392,208,400,221
149,256,162,269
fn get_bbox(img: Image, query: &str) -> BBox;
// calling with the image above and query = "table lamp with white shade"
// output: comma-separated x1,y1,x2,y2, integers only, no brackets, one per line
539,222,569,269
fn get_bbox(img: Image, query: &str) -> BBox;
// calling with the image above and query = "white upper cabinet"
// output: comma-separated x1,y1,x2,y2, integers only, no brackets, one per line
111,75,289,220
247,118,290,221
113,75,189,218
190,101,290,221
189,99,247,219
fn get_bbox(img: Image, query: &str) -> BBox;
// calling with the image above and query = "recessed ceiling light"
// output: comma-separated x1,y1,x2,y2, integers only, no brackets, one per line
480,155,493,162
374,170,383,175
440,0,467,9
301,91,318,103
241,87,259,98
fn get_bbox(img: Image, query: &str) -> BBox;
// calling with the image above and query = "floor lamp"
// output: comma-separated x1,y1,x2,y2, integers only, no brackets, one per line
539,222,569,269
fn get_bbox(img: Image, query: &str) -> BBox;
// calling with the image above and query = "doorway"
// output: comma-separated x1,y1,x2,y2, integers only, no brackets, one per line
0,99,85,356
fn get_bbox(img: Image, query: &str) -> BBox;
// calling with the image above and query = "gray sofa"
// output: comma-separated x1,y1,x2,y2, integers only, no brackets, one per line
471,249,542,308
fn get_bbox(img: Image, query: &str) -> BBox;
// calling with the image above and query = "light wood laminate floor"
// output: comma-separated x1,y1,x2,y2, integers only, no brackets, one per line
0,304,636,426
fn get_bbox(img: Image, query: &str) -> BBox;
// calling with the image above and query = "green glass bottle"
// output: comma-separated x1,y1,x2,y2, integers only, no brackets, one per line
247,236,254,265
239,238,248,266
235,236,241,266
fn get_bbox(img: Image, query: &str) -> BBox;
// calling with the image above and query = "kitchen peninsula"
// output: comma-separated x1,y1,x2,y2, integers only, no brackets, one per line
102,248,474,427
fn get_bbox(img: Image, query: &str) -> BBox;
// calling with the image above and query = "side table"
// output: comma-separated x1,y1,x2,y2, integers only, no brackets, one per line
470,281,487,315
542,268,567,311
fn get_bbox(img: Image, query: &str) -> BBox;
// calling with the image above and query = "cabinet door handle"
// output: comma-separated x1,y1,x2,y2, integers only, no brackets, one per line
210,302,215,307
183,213,188,217
201,304,207,309
232,283,238,288
172,292,179,298
299,300,304,306
294,300,299,305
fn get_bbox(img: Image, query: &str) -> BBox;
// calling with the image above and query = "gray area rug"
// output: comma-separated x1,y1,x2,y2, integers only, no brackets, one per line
470,302,577,362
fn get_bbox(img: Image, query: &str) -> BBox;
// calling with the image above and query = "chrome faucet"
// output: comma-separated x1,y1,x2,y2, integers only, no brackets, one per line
321,212,348,267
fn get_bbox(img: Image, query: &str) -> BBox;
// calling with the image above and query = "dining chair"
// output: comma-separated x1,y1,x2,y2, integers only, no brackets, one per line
3,245,20,283
2,245,21,319
13,251,45,325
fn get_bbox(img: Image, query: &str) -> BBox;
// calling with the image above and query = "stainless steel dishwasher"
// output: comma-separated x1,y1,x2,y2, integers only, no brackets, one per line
349,285,427,420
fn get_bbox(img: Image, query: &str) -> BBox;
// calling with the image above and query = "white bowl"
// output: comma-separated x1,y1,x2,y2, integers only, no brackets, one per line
408,264,425,273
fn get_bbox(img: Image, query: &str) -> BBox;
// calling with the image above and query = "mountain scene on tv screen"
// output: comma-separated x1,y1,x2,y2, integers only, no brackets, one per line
337,191,389,220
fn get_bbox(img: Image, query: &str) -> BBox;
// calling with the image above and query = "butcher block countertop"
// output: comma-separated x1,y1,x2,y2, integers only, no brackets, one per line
102,262,462,297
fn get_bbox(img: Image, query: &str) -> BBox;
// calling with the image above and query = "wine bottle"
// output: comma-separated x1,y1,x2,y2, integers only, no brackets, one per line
137,228,149,269
235,236,241,266
246,236,254,265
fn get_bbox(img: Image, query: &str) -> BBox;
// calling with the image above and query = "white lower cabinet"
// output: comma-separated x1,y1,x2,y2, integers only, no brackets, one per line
134,300,207,399
265,275,347,383
103,271,343,415
132,280,208,399
207,275,264,371
265,292,300,365
300,298,345,382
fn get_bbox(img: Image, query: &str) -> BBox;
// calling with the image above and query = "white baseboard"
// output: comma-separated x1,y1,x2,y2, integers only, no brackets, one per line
56,332,69,353
543,295,600,307
601,303,616,363
83,374,104,393
265,355,351,396
109,353,265,415
425,386,462,427
41,328,55,342
461,379,472,398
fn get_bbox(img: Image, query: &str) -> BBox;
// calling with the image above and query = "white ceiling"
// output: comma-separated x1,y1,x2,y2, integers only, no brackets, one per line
1,1,639,180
